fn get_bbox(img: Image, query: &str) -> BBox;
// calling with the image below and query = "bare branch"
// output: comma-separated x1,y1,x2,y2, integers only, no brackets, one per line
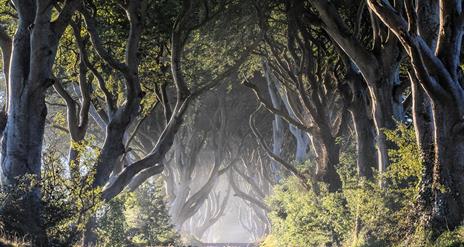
243,79,313,133
250,105,311,191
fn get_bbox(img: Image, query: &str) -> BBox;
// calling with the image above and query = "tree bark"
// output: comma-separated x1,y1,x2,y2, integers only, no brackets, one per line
429,105,464,235
309,0,404,175
347,87,377,179
337,54,377,179
314,126,342,192
413,0,439,227
0,1,80,243
0,25,11,125
367,0,464,237
264,60,285,180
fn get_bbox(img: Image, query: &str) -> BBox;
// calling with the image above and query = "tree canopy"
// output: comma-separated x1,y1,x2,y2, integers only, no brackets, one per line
0,0,464,246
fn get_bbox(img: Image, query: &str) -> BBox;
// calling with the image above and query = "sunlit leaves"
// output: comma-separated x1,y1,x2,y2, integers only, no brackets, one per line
40,134,103,245
182,1,260,88
264,177,353,247
96,178,180,246
264,125,429,246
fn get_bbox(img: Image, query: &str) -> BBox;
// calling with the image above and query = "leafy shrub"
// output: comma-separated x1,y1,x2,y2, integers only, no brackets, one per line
0,132,180,247
96,196,130,247
0,136,102,246
262,125,463,247
96,178,181,247
262,176,354,247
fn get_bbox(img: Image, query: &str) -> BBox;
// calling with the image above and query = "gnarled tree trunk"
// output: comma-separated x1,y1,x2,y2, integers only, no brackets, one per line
368,0,464,237
309,0,405,176
0,1,79,244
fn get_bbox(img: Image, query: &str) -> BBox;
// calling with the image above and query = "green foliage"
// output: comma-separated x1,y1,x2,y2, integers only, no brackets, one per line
183,1,260,87
344,125,423,246
96,196,129,247
96,178,180,247
405,226,464,247
433,227,464,247
263,125,463,247
384,124,422,187
0,134,102,246
41,136,103,246
128,179,181,246
262,177,354,247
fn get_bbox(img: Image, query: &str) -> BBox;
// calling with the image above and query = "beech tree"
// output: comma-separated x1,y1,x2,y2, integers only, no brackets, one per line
165,115,229,229
367,0,464,237
186,186,230,240
247,1,348,191
0,0,258,244
308,0,408,174
2,0,464,245
228,150,272,238
264,59,310,165
76,0,257,244
0,1,80,243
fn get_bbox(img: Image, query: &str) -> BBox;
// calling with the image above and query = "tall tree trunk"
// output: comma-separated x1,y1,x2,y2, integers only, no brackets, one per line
266,59,309,163
429,105,464,236
310,1,407,178
367,0,464,237
94,123,128,186
0,92,48,244
314,127,342,192
350,103,377,179
341,68,377,179
264,60,285,180
367,68,400,175
289,126,308,163
412,80,435,224
413,0,439,227
270,115,284,180
1,2,49,244
0,1,79,243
